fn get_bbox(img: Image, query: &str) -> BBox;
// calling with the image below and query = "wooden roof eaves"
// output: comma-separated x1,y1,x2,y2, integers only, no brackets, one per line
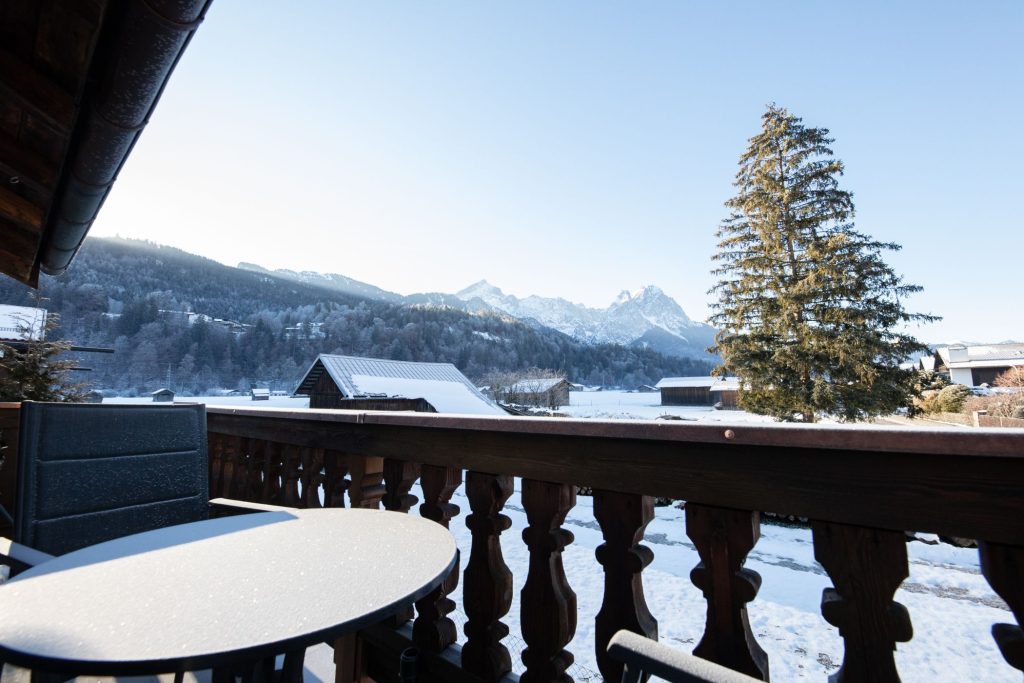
37,0,215,280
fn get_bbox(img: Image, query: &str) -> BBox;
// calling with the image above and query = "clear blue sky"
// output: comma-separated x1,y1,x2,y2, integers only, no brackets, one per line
92,1,1023,342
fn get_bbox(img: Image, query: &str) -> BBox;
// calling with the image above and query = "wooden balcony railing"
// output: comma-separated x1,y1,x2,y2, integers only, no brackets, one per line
205,405,1024,683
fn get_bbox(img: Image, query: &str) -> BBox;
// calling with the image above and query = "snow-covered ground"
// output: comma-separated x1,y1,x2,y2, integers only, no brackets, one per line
560,390,777,423
105,391,1007,679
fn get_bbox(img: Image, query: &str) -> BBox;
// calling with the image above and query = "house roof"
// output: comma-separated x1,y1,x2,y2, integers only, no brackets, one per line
509,378,569,393
0,0,212,286
657,376,716,389
295,354,504,416
0,304,46,342
936,343,1024,369
709,378,741,392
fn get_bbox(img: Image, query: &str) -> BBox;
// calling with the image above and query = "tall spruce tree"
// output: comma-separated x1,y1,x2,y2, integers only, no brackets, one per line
709,105,936,422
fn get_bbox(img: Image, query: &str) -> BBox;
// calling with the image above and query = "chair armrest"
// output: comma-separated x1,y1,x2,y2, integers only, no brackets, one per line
0,536,55,577
208,497,296,515
607,630,761,683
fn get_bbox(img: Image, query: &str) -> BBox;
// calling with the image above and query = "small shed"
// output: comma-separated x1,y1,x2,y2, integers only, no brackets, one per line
151,388,175,403
709,378,741,409
82,390,104,404
655,377,718,406
505,378,573,409
636,384,659,393
250,387,270,401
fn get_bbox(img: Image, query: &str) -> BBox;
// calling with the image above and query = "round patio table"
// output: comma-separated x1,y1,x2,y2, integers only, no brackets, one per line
0,508,457,677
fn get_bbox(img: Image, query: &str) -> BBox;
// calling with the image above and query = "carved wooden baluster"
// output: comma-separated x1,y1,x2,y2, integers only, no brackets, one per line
383,459,421,513
218,436,237,499
232,436,251,499
208,432,225,498
280,444,301,507
978,541,1024,674
594,490,658,683
347,455,385,509
260,440,281,504
811,522,912,683
686,503,768,681
520,478,576,683
299,447,325,508
414,464,462,653
462,471,514,681
247,438,266,502
380,458,422,627
322,450,350,508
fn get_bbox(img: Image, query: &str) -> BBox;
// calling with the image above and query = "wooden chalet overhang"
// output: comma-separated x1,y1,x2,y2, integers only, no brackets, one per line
0,0,212,286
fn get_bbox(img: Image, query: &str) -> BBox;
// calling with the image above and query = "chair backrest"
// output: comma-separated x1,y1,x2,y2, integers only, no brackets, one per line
15,401,209,556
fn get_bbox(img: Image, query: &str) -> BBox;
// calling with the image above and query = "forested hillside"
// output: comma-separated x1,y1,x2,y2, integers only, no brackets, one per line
0,239,711,395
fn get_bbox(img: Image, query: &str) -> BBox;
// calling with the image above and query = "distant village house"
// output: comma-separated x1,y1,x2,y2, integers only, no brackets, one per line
930,343,1024,387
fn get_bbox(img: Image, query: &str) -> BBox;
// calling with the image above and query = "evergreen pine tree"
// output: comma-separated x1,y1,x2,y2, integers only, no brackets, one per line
709,105,937,422
0,305,85,402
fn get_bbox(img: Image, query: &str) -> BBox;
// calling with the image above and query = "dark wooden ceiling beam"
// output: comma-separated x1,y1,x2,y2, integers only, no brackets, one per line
0,184,44,234
0,48,75,134
0,129,57,191
0,217,41,284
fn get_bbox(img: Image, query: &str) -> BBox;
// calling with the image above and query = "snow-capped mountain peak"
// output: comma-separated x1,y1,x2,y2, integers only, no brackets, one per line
451,282,715,359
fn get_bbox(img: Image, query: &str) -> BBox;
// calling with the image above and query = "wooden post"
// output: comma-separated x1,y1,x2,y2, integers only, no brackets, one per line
686,503,768,681
414,464,462,653
348,455,385,510
382,457,421,627
812,522,912,683
462,471,514,681
323,450,351,508
593,490,657,683
520,478,576,683
383,458,421,513
978,541,1024,674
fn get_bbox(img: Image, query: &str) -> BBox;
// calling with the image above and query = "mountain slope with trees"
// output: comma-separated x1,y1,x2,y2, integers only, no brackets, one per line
0,238,711,395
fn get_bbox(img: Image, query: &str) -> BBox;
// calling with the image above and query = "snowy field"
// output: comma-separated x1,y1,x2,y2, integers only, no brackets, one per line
105,392,1008,679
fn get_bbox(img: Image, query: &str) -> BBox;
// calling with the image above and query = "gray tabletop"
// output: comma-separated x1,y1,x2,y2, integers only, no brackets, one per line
0,508,457,675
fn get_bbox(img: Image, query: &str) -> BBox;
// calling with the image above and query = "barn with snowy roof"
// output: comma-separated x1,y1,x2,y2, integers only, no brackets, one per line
294,354,505,415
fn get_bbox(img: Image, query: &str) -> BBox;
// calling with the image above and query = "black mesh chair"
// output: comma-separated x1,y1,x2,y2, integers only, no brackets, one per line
607,630,762,683
1,401,272,570
0,402,293,681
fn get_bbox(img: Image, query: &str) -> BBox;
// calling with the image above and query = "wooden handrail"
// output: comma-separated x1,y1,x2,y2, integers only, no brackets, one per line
206,405,1024,682
206,406,1024,544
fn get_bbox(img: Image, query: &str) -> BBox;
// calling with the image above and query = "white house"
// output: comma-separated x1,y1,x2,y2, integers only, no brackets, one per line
934,343,1024,387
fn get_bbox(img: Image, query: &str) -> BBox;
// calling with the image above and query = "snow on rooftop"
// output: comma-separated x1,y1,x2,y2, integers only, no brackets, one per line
0,304,46,342
350,375,505,415
509,377,566,392
656,376,738,389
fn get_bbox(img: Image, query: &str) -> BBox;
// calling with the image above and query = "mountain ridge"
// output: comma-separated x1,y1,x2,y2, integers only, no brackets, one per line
239,266,718,360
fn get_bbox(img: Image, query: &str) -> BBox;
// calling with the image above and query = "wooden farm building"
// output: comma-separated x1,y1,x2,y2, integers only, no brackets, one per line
295,354,505,415
250,387,270,401
151,388,175,403
710,378,740,409
504,377,573,409
656,376,740,407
